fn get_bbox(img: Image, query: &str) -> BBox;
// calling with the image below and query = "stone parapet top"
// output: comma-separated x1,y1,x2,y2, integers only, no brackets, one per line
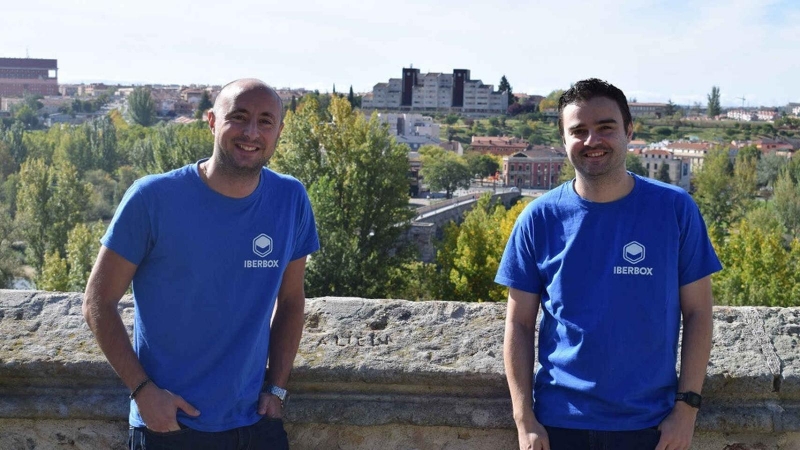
1,290,799,433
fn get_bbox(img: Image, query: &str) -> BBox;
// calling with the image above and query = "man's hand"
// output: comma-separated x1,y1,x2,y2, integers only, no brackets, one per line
656,402,697,450
258,392,283,419
136,382,200,432
515,415,550,450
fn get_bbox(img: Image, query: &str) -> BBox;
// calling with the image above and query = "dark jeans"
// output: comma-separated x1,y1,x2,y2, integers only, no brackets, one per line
128,416,289,450
544,425,661,450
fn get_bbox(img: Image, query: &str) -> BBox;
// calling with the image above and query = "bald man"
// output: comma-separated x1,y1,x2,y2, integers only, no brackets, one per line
83,79,319,450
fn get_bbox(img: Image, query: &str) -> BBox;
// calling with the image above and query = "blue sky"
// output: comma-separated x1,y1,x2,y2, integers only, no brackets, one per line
2,0,798,107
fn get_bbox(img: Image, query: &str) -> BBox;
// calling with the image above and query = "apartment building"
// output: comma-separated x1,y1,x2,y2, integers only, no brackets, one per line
0,57,59,97
362,67,507,115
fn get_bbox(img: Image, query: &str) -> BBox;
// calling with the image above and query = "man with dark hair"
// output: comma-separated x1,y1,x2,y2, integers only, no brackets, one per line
497,78,721,450
83,78,319,450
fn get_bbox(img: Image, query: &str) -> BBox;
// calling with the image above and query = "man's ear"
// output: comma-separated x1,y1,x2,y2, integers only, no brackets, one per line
626,122,633,141
207,109,216,134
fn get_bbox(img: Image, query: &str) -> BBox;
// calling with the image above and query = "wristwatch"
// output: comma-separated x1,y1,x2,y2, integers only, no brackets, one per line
266,384,288,408
675,391,702,409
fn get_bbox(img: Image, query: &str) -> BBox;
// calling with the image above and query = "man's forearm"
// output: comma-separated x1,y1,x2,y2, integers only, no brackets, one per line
677,306,713,393
266,294,306,388
83,299,148,391
504,321,537,422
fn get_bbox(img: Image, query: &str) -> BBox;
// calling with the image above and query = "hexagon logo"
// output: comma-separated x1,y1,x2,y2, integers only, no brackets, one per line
253,234,273,258
622,241,645,265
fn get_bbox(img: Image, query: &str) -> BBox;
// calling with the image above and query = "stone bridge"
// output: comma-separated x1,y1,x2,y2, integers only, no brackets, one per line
407,190,522,262
1,290,799,450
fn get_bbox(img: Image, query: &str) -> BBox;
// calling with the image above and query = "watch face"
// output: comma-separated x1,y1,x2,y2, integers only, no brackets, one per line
677,392,701,408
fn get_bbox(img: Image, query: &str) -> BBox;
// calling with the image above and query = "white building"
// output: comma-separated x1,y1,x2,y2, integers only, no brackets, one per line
363,67,507,115
376,113,441,150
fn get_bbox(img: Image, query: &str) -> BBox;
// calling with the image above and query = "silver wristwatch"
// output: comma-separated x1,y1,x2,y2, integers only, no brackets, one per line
266,384,288,407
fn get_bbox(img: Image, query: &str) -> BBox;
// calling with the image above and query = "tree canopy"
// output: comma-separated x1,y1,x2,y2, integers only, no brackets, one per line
419,145,471,198
127,87,157,126
273,96,413,298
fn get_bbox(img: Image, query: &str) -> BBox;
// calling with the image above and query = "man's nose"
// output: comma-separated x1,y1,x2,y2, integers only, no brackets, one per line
585,130,602,146
243,120,258,138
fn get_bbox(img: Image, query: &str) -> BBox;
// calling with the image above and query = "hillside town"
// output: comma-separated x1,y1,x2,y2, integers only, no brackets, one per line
2,57,799,197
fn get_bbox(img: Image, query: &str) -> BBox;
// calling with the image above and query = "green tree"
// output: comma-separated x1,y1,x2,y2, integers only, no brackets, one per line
16,159,89,270
692,147,733,233
757,153,788,188
772,170,800,237
664,100,677,117
14,104,39,129
557,158,576,184
274,97,413,298
499,75,514,107
1,122,27,169
347,86,356,108
539,90,564,111
425,196,530,302
195,91,213,119
419,145,472,198
625,153,648,177
271,98,324,186
38,250,69,292
441,195,507,302
656,163,671,183
127,87,158,126
711,210,799,306
466,153,500,180
151,123,213,173
65,221,105,292
0,203,22,288
707,86,721,118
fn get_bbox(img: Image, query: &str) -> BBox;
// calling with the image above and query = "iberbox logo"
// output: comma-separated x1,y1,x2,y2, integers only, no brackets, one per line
244,234,280,268
613,241,653,275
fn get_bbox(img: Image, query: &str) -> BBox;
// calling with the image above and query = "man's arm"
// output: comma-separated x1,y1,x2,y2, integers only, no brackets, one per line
82,246,199,432
656,275,714,450
504,287,550,450
259,256,308,418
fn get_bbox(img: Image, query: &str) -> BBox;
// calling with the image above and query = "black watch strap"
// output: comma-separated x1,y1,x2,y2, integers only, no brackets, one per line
675,391,702,409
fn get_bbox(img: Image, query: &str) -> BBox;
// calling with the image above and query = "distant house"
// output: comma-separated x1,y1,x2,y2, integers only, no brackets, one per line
376,113,440,150
502,146,566,189
628,102,668,118
634,149,690,189
470,136,529,156
438,140,464,156
754,139,795,157
664,141,715,173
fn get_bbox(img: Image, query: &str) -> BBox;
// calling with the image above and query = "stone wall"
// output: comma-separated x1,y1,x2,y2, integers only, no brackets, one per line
1,290,799,450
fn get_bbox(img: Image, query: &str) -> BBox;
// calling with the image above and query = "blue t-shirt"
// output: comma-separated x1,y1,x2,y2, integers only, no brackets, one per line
102,160,319,432
495,174,722,430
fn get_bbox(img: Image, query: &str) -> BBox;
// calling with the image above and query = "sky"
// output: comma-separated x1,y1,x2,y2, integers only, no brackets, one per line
2,0,799,107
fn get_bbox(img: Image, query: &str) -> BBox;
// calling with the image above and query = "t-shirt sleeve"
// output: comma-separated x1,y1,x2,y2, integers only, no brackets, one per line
494,208,543,294
677,193,723,286
290,188,320,261
100,181,152,266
